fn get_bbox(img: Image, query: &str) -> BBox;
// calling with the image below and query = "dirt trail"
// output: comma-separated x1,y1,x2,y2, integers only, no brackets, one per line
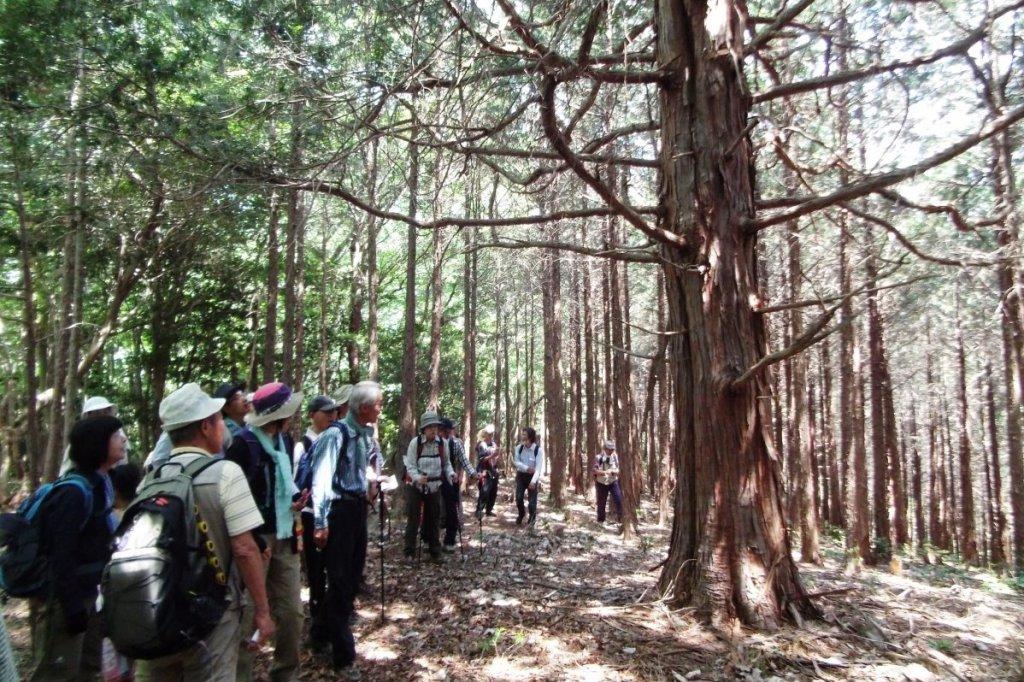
5,490,1024,680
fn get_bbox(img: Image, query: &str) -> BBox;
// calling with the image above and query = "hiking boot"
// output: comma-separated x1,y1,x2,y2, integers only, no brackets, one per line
429,552,444,564
441,544,455,554
527,514,536,527
403,548,414,559
485,511,495,517
516,512,525,526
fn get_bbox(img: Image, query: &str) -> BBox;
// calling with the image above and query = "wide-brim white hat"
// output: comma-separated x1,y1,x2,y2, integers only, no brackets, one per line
82,396,115,415
245,382,303,428
160,383,225,432
483,423,496,434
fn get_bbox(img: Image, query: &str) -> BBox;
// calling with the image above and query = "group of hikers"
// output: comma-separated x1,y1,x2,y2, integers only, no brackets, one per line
5,377,628,681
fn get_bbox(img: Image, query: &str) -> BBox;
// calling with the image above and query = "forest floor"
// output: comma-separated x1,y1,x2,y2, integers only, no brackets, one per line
5,489,1024,680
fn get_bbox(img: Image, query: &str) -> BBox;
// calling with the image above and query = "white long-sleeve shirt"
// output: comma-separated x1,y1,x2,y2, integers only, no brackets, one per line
514,442,544,486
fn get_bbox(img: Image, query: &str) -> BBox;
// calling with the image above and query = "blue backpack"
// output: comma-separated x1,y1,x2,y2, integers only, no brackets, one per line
294,423,350,494
0,474,94,597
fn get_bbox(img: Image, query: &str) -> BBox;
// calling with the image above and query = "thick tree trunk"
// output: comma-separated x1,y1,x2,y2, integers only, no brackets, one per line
14,171,41,487
656,0,814,628
462,224,478,453
910,412,926,555
263,187,282,384
366,139,381,382
787,216,819,563
542,239,567,508
986,363,1009,570
866,249,891,560
398,141,420,454
955,302,978,564
427,227,444,410
583,249,599,499
852,328,873,562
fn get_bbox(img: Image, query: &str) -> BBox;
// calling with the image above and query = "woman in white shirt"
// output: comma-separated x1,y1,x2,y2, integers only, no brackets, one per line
513,427,544,527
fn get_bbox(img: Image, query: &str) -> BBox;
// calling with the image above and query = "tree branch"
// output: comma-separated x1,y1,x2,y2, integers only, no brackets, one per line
732,301,847,387
753,1,1024,103
745,0,817,55
749,102,1024,230
474,238,659,264
539,76,684,247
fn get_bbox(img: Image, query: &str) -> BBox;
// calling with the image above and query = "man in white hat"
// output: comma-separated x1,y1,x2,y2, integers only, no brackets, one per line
592,440,623,524
402,410,455,562
225,382,306,682
134,383,274,681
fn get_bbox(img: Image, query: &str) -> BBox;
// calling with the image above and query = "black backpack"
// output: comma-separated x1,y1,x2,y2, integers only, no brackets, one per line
0,473,94,598
101,455,227,660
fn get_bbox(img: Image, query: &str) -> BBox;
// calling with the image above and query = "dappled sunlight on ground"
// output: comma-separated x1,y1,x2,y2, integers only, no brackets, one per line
5,489,1024,679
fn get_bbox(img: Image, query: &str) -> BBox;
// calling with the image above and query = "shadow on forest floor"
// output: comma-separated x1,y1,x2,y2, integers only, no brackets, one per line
5,490,1024,680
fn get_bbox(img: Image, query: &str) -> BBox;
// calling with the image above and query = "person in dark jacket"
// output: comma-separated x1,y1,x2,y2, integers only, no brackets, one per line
30,415,124,681
225,382,305,682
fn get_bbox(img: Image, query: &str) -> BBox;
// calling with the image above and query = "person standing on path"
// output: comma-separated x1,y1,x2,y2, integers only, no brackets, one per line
225,382,306,682
474,424,500,520
513,427,544,527
134,383,274,681
310,381,382,680
438,418,477,553
214,382,250,438
403,411,455,562
592,440,623,524
291,394,338,653
30,416,123,681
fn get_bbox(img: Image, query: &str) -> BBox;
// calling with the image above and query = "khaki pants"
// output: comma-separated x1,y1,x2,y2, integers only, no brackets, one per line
29,597,101,682
237,536,302,682
134,606,242,681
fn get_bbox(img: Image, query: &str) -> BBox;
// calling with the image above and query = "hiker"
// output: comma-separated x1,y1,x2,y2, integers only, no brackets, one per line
403,410,455,562
147,381,240,471
29,416,122,681
333,384,353,421
438,418,477,553
593,440,623,524
310,380,383,679
59,396,129,475
513,427,544,527
474,424,500,519
290,394,338,652
214,382,250,437
133,383,274,680
225,382,305,682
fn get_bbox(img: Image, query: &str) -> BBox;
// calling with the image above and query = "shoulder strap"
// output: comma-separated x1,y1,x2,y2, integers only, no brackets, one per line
416,435,423,457
54,474,94,522
301,435,313,454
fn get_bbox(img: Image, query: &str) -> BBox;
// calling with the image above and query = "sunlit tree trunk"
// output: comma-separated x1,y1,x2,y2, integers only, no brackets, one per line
656,0,814,627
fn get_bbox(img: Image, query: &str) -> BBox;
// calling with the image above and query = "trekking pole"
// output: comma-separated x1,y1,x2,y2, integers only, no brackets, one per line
379,490,386,623
415,487,425,568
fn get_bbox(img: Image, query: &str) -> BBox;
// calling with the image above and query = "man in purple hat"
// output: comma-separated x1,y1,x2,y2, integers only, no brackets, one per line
225,382,306,682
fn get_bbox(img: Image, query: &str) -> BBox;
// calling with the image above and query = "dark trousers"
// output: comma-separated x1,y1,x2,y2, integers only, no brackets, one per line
302,510,329,645
515,472,538,520
476,473,498,515
404,485,441,555
324,498,367,668
441,479,462,547
595,481,623,522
